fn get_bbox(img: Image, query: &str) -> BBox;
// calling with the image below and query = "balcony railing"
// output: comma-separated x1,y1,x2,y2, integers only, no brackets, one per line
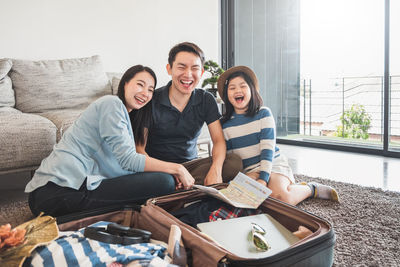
299,75,400,146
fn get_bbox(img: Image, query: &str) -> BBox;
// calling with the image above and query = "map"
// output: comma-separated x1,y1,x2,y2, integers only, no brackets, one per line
194,172,272,209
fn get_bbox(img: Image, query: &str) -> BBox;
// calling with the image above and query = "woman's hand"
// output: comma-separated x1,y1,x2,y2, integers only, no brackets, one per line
144,156,195,190
173,164,195,190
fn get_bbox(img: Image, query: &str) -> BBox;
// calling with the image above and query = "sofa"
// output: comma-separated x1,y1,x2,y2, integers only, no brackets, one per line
0,55,123,176
0,55,212,176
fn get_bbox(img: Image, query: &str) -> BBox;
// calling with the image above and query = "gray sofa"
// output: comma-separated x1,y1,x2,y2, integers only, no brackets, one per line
0,55,120,175
0,55,212,176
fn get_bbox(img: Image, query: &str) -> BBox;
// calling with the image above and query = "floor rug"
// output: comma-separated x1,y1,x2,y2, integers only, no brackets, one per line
296,175,400,267
1,175,399,266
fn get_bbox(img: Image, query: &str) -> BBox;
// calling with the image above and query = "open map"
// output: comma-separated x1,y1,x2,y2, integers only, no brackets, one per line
194,172,272,209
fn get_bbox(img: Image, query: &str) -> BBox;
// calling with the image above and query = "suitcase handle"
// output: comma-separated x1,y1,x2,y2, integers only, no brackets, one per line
84,223,151,245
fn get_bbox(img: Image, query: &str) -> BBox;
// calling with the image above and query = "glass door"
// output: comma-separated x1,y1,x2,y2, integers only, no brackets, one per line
222,0,398,157
390,0,400,152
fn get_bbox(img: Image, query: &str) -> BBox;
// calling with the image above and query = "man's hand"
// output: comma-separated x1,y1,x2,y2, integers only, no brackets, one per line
203,165,222,186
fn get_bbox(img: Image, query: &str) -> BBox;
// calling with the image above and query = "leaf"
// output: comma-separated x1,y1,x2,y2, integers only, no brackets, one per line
335,104,371,140
202,60,225,90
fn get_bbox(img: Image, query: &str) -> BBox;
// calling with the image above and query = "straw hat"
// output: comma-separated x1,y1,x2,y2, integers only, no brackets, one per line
0,213,58,267
217,66,260,99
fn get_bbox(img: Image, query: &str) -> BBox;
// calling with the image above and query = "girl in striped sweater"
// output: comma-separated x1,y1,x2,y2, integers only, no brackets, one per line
217,66,339,205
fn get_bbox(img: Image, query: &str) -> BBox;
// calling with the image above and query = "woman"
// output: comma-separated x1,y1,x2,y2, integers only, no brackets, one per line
25,65,195,217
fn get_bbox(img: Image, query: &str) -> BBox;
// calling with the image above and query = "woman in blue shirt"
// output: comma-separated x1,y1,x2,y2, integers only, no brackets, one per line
25,65,195,217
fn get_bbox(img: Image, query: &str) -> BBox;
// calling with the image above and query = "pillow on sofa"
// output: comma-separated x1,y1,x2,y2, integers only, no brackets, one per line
0,58,15,108
10,55,111,113
112,76,121,95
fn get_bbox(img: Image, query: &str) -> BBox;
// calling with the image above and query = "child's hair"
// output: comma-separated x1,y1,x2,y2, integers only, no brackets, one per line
168,42,205,67
117,65,157,145
220,71,263,124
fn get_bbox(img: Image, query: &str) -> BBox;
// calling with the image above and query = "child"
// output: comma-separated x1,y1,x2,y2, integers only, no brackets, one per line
217,66,339,205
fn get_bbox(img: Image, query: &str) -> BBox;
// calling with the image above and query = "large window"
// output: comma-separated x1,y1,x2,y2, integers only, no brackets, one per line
221,0,399,157
390,0,400,152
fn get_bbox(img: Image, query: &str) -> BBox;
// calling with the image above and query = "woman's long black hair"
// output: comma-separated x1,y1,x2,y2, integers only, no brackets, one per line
117,65,157,145
220,71,263,124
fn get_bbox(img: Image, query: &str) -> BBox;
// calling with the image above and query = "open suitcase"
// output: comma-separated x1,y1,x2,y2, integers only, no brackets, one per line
56,184,335,267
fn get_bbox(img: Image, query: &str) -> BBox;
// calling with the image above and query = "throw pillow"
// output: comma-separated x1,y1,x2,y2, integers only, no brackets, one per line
10,55,111,113
0,58,15,107
112,76,121,95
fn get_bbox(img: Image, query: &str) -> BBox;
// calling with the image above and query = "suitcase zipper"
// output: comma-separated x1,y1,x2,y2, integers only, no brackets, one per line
149,188,204,206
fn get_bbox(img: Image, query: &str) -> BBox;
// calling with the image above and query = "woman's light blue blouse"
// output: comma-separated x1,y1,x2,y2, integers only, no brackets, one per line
25,95,146,192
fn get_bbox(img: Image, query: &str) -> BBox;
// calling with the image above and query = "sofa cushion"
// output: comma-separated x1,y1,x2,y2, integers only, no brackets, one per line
0,107,20,114
0,59,15,108
38,109,84,141
10,55,111,113
0,112,56,171
112,76,121,95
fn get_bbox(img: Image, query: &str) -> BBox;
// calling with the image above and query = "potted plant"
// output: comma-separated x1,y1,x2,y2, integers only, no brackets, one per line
202,60,224,98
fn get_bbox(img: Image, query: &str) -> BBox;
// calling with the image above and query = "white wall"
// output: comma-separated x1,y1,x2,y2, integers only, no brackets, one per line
0,0,220,86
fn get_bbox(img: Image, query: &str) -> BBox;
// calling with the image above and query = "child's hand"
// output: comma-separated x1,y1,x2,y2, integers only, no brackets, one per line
245,172,259,180
256,179,267,187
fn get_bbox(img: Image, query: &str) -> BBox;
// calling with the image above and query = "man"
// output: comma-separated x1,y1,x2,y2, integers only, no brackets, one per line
144,42,242,186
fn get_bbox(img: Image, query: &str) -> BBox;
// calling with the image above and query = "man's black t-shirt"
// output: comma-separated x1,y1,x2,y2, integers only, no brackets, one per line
146,81,221,163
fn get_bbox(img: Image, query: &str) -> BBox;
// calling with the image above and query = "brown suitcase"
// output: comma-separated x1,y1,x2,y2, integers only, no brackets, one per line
56,184,335,267
137,184,335,267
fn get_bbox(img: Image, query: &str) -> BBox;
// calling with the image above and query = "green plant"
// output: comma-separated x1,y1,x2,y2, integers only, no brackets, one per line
334,104,372,139
201,60,224,90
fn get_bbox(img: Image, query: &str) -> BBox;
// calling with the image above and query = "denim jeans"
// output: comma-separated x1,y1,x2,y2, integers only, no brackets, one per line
28,172,175,217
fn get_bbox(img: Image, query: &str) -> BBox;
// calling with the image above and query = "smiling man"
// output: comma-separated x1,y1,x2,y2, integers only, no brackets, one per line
144,42,242,186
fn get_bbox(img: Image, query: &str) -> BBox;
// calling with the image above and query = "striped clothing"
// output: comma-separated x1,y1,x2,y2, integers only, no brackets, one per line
222,107,280,183
29,221,167,267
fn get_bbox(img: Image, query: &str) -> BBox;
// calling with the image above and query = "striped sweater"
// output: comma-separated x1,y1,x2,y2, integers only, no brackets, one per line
222,107,280,183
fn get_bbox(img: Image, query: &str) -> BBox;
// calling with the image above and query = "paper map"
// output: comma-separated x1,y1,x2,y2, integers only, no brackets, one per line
194,172,272,209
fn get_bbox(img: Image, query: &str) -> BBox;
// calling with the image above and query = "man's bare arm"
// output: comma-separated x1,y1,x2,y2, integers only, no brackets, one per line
203,120,226,185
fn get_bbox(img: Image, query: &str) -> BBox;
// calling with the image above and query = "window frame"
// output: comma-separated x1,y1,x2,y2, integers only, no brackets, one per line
221,0,399,158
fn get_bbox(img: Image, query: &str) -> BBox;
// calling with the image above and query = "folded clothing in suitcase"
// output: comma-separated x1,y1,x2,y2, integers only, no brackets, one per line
136,185,336,267
55,206,184,267
196,213,300,259
28,220,167,266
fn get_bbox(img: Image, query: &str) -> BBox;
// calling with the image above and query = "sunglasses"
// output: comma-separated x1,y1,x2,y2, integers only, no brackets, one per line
251,222,271,251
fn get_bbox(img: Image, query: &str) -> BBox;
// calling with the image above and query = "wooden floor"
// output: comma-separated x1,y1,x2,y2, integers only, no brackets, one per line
1,144,399,205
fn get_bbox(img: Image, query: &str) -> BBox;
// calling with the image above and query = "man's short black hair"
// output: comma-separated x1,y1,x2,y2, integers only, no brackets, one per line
168,42,205,67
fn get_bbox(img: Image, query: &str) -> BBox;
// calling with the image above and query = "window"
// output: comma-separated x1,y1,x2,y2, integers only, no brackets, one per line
390,0,400,152
222,0,399,157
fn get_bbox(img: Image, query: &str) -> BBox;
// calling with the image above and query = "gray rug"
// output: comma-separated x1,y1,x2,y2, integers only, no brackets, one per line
1,175,399,266
296,175,400,267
